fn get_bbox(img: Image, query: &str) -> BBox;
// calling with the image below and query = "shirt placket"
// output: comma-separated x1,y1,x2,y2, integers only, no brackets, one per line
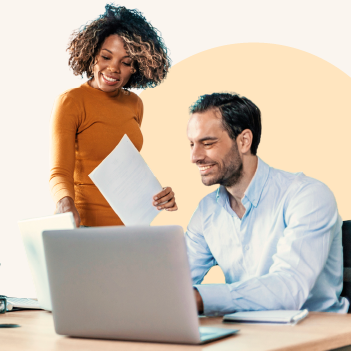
238,197,253,277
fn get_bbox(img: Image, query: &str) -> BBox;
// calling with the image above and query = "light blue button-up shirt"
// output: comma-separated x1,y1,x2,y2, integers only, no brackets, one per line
185,157,348,316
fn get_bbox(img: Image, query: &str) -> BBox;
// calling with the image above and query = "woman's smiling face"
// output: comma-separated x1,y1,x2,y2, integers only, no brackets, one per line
90,34,135,92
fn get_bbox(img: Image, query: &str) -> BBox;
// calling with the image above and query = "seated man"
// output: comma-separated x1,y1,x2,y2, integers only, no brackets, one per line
186,92,348,316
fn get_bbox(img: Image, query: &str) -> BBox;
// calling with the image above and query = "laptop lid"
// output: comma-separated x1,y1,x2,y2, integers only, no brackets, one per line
18,212,76,311
43,225,204,344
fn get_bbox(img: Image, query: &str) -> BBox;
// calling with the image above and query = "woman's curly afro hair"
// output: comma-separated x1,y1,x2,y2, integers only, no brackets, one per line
67,4,171,89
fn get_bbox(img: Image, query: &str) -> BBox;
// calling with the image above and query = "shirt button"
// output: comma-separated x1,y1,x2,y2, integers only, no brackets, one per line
245,245,250,251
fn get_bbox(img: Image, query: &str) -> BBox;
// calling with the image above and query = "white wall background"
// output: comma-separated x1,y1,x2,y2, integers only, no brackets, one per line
0,0,350,296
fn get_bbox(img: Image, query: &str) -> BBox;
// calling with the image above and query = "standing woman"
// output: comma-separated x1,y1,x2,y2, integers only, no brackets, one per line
50,4,177,227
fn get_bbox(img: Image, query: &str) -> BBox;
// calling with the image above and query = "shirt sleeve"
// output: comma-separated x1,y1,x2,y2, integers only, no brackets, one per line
185,205,217,285
194,181,341,316
49,93,81,204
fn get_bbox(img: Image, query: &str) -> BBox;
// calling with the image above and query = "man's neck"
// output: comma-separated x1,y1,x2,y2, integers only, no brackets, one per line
226,155,258,219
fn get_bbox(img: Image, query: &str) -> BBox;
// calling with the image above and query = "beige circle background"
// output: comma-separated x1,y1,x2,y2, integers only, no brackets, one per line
140,43,351,284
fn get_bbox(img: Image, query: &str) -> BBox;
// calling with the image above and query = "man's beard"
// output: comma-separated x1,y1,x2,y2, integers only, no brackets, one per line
201,143,243,187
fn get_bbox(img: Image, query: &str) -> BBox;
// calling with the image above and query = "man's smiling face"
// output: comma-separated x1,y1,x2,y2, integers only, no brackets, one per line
187,109,243,187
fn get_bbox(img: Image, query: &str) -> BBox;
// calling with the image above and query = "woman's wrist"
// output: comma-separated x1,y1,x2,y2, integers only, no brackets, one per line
56,196,81,227
56,196,75,212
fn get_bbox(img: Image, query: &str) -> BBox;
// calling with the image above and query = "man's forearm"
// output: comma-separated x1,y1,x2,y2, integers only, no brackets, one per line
194,288,203,314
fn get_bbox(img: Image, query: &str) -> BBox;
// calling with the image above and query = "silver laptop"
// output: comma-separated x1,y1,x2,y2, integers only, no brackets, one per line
43,225,238,344
18,213,76,311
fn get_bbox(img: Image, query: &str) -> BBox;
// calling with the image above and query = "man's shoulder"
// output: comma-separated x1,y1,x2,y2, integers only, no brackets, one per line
269,166,300,182
293,175,335,202
197,188,220,212
269,167,335,204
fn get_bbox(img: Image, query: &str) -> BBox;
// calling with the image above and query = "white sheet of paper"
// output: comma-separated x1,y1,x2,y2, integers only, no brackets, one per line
89,134,163,226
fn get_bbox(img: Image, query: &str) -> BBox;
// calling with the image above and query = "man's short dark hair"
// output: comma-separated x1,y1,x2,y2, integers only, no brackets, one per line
189,93,262,155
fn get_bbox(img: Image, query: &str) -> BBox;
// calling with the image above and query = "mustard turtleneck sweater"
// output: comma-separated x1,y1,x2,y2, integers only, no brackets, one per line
49,82,143,226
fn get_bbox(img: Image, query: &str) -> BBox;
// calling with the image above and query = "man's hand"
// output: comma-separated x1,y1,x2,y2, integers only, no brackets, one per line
153,186,178,211
55,196,81,227
194,288,204,314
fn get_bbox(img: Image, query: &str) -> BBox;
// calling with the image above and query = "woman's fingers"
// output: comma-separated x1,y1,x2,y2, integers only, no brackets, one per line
56,196,81,227
153,190,174,206
165,202,178,212
153,186,178,211
153,187,172,201
73,211,81,228
155,197,175,210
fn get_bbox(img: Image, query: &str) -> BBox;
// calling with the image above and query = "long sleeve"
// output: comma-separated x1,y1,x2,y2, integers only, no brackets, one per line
49,93,81,204
192,182,342,316
185,206,217,284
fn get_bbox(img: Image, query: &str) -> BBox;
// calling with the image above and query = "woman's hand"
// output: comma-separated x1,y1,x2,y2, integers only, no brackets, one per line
55,196,81,227
153,187,178,211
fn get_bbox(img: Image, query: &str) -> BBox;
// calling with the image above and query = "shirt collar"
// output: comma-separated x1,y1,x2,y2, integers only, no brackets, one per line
216,157,270,208
216,184,228,208
244,157,270,207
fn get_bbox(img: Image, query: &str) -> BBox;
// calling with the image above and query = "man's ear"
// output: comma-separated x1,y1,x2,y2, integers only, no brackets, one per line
237,129,253,155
